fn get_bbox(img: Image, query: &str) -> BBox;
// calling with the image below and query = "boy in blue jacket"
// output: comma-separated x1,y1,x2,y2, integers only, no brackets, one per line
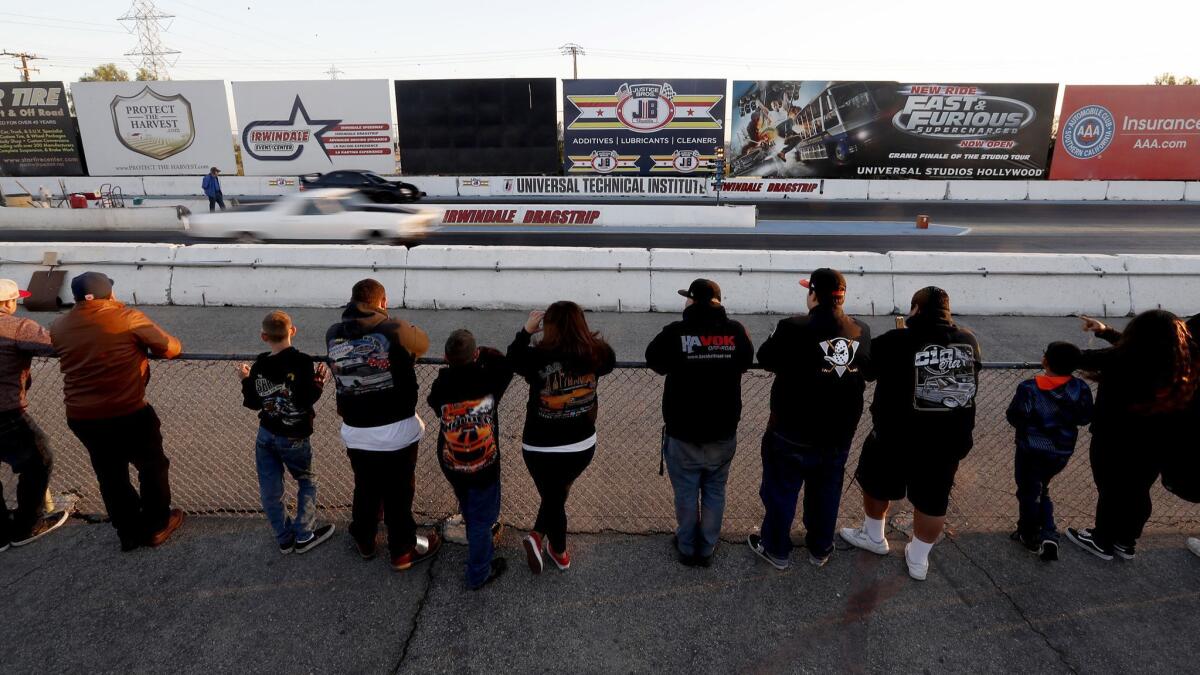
1006,341,1094,561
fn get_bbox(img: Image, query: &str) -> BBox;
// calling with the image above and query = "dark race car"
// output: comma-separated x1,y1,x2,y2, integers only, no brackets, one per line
299,170,425,203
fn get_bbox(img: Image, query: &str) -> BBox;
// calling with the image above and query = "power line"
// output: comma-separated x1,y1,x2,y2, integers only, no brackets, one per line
1,50,46,82
324,63,344,80
119,0,181,80
559,42,585,79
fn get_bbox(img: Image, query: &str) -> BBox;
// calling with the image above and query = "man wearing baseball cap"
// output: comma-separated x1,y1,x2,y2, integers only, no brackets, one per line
0,279,68,551
748,268,872,570
646,278,754,566
51,272,185,552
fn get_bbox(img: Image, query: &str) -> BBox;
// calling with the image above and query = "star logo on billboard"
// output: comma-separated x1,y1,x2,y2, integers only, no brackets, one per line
242,96,340,162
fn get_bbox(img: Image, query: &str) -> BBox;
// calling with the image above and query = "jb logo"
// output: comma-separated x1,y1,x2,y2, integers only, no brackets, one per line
681,334,736,354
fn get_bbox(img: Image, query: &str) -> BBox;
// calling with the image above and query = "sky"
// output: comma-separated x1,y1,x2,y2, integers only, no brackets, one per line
2,0,1199,85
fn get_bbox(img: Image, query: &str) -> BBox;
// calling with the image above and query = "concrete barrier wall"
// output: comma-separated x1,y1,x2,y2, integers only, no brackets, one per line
1105,181,1187,201
0,206,183,231
0,243,176,305
1026,181,1109,201
867,180,948,200
945,181,1030,201
434,204,755,228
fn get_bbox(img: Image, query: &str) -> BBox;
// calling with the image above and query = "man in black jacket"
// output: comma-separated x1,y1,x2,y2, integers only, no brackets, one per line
327,279,441,571
747,269,871,570
646,279,754,566
840,287,982,581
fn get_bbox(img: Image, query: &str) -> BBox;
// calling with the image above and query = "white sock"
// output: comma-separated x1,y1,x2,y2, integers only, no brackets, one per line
908,537,934,565
864,516,885,542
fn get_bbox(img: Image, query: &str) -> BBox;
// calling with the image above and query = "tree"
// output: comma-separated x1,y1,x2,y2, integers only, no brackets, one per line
1154,73,1198,85
78,63,129,82
135,67,156,81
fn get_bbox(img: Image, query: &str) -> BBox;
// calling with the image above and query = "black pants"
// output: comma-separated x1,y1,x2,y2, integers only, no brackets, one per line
68,406,171,548
0,411,53,544
348,444,418,556
207,192,225,212
1090,437,1160,549
523,446,595,553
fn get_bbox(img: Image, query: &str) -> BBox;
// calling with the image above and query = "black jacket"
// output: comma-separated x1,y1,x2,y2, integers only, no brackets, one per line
241,347,324,438
867,311,983,457
757,304,871,449
645,304,753,443
326,302,430,429
1006,376,1095,457
508,329,616,450
427,347,515,486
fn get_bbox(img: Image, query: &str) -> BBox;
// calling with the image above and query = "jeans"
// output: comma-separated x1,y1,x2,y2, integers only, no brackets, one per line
68,405,171,548
208,192,225,212
663,434,736,558
255,427,317,545
758,430,850,560
1014,450,1070,543
347,444,418,556
452,479,501,588
0,411,53,544
522,446,595,553
1090,437,1160,550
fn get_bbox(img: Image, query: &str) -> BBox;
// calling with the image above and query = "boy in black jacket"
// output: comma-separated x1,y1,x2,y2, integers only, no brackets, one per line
428,330,514,589
1006,341,1094,561
238,310,335,554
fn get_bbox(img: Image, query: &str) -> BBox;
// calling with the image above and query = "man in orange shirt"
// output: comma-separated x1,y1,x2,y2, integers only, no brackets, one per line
51,272,185,551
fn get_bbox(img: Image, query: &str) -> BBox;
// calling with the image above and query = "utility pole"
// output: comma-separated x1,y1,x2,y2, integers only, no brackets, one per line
324,64,344,80
1,50,45,82
118,0,180,80
559,43,585,79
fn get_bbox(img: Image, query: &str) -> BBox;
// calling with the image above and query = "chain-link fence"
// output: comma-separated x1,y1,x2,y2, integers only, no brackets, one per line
5,356,1200,536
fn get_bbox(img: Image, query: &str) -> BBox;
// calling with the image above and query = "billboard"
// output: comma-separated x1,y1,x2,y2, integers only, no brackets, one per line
1051,85,1200,180
72,80,236,176
395,78,558,175
232,80,394,176
562,78,725,176
729,81,1057,179
0,81,82,176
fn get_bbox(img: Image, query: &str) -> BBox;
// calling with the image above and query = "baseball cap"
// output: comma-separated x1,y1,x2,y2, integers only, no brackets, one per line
0,279,31,302
71,272,114,301
799,268,847,299
911,286,951,315
678,278,721,303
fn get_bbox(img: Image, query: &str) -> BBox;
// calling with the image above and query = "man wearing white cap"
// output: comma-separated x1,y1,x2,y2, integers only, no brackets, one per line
0,279,68,552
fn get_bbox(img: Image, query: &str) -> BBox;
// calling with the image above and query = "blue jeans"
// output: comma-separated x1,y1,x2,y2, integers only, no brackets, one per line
0,411,52,544
1015,450,1070,543
664,435,737,558
452,479,501,588
759,431,849,560
255,427,317,545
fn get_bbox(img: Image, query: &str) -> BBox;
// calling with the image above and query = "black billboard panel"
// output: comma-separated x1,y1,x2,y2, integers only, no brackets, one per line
562,78,725,176
395,78,559,175
729,81,1057,179
0,81,83,176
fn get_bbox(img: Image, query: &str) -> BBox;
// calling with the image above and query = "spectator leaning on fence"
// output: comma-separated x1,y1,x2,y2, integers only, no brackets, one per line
1005,341,1094,562
646,279,754,568
1176,315,1200,561
327,279,441,570
202,167,225,212
50,272,184,552
841,286,982,581
427,330,515,590
509,301,616,574
748,269,872,570
238,310,336,556
0,279,68,551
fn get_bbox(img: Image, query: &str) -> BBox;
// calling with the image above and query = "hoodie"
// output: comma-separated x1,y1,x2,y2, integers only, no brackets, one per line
241,347,324,438
508,329,616,451
1006,375,1095,457
326,302,429,429
427,347,515,486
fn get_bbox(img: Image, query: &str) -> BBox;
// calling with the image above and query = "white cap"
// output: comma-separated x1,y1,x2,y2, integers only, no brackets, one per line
0,279,31,302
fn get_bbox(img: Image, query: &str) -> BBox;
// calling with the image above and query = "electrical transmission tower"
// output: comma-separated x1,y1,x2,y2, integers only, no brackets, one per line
324,64,344,80
1,50,45,82
559,43,585,79
118,0,180,80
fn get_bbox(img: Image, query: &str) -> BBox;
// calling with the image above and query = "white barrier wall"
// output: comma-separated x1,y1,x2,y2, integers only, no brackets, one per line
945,181,1030,201
1105,181,1187,201
767,251,893,316
434,204,755,228
0,243,176,305
0,206,183,231
867,180,948,200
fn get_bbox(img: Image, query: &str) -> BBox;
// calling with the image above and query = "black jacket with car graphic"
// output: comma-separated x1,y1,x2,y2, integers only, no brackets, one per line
427,347,515,487
508,329,617,450
326,302,430,429
241,346,324,438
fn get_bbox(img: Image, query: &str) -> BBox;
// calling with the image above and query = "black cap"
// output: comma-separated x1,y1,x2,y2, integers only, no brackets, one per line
678,278,721,304
911,286,951,315
71,272,114,301
800,268,847,301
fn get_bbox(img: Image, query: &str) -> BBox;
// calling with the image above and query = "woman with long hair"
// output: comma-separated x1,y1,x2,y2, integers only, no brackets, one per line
507,301,616,574
1068,310,1197,560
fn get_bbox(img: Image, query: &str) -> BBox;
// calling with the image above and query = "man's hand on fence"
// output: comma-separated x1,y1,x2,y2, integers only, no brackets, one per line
236,363,251,381
524,310,545,335
1080,316,1108,334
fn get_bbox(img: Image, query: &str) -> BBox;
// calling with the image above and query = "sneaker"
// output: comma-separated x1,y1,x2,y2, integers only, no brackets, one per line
146,509,185,547
1187,537,1200,558
354,536,377,560
1066,527,1114,561
747,534,789,571
695,553,713,568
839,527,889,555
391,531,443,571
294,524,336,555
904,543,929,581
1010,530,1039,553
1039,540,1060,562
523,531,545,574
544,538,571,571
11,510,70,547
1113,541,1137,561
0,540,9,553
471,558,508,591
279,537,295,555
809,553,830,568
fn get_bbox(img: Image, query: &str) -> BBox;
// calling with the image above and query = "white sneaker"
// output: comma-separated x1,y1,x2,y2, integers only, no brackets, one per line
1187,537,1200,558
839,527,889,555
904,543,929,581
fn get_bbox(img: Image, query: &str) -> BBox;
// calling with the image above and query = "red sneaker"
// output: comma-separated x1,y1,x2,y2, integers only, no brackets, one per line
523,531,544,574
544,539,571,571
390,531,442,571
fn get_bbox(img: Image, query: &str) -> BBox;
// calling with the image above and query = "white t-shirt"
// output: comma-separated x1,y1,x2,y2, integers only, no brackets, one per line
341,414,425,452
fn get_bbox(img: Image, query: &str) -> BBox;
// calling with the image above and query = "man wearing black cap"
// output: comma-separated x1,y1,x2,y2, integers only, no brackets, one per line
646,278,754,566
51,272,185,551
840,286,982,581
747,268,871,570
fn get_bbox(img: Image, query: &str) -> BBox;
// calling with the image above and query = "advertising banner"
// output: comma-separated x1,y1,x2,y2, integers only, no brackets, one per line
232,80,394,176
730,81,1057,179
1051,85,1200,180
562,78,725,176
0,81,82,176
489,175,709,197
72,80,236,176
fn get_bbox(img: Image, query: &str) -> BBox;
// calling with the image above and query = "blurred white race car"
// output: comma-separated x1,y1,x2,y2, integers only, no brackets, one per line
183,189,441,242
